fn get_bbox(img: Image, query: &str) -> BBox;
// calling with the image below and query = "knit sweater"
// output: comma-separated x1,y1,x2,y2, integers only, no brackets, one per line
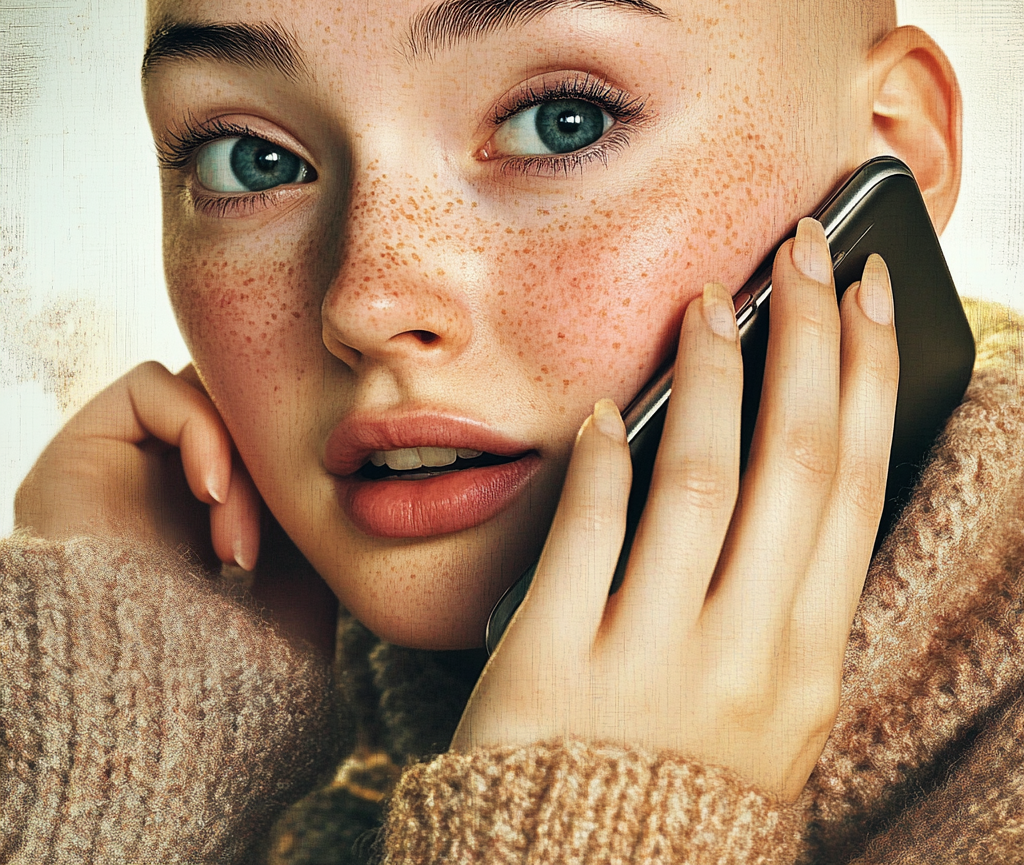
3,297,1024,864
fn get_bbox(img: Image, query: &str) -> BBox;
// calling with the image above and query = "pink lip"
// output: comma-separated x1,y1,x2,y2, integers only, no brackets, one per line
325,410,541,538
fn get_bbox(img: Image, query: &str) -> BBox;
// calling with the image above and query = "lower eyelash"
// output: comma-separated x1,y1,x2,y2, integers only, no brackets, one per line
191,190,275,218
497,125,635,178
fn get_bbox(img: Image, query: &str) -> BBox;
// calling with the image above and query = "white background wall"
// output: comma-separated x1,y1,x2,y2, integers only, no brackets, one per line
1,0,1022,533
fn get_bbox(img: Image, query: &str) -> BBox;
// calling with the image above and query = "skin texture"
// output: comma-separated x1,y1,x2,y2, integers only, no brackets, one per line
138,0,941,650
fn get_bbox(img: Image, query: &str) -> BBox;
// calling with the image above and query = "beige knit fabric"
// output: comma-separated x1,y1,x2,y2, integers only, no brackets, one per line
4,298,1024,864
0,536,344,864
381,740,802,864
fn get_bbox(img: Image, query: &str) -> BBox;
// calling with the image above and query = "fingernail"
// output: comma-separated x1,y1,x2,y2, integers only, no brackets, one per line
792,217,832,285
858,253,893,325
702,282,737,339
233,535,257,572
207,473,227,505
593,398,626,442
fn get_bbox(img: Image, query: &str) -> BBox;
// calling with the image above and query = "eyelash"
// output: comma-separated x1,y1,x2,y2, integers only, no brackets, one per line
157,75,651,216
157,115,309,217
158,115,257,170
488,73,651,177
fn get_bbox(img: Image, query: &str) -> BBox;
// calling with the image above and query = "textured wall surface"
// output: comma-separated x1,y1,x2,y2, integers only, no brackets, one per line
1,0,1022,532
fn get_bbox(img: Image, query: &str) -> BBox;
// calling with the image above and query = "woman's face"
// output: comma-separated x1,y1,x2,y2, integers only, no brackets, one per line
145,0,873,648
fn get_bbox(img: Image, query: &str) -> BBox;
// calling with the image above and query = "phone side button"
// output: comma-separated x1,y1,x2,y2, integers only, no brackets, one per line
733,291,754,320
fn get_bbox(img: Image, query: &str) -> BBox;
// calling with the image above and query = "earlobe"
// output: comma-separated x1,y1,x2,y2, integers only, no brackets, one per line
868,26,962,233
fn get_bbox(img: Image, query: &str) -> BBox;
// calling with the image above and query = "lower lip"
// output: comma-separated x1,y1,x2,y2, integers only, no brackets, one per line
336,454,542,538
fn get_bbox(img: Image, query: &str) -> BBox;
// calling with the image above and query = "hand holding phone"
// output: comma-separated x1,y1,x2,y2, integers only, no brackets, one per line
486,157,975,652
453,217,901,801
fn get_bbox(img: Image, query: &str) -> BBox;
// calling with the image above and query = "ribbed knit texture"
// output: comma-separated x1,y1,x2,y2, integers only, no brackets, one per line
0,535,344,864
380,739,802,864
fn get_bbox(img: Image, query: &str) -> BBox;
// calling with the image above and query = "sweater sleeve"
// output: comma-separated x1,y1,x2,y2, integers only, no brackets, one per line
377,739,804,865
0,533,346,865
848,687,1024,865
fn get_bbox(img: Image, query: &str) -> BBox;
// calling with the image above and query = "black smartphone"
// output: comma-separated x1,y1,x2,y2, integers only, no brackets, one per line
486,156,976,654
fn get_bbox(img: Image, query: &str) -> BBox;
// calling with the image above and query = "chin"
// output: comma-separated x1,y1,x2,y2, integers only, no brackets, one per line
319,478,560,651
322,544,513,651
355,601,491,651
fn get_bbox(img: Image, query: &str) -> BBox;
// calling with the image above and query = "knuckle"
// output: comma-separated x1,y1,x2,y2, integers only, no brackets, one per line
665,457,736,511
571,494,626,539
716,661,778,723
130,360,171,385
793,301,840,344
721,690,775,732
780,424,837,482
836,457,887,521
855,342,900,396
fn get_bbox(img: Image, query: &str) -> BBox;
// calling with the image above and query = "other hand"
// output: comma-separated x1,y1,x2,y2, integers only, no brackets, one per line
15,362,337,657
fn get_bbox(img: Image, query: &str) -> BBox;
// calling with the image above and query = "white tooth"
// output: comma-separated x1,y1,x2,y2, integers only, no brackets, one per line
419,447,458,467
456,448,483,460
370,451,387,467
385,448,424,471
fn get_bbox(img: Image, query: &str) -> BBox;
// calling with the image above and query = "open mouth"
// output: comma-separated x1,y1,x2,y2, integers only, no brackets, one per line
326,415,542,537
358,447,523,481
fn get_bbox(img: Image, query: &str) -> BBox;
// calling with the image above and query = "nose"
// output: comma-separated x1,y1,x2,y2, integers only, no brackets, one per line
321,178,474,371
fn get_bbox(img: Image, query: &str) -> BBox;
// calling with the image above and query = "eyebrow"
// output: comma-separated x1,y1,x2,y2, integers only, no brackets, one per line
141,21,309,82
405,0,668,59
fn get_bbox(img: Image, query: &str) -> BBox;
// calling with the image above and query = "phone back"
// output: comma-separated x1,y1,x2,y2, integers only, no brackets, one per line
737,159,976,545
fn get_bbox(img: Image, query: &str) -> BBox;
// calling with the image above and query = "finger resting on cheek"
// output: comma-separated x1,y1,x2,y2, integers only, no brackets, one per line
520,404,631,655
617,284,742,639
180,417,232,506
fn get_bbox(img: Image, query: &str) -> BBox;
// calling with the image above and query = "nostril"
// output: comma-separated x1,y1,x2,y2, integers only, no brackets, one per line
408,330,440,345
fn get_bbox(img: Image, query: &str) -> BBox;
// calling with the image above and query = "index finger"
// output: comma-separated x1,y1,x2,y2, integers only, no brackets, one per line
68,361,232,505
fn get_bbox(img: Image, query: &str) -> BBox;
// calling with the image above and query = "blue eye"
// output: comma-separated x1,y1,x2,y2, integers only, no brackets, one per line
489,98,614,157
195,136,314,193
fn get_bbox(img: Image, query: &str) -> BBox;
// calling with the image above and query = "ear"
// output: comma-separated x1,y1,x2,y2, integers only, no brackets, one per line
867,26,962,233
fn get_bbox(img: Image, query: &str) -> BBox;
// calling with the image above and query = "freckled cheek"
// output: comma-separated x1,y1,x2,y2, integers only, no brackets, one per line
485,176,789,413
483,221,708,407
165,253,325,437
500,254,682,401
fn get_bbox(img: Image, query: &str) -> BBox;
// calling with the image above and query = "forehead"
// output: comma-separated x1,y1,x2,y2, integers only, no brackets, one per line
146,0,780,55
143,0,806,97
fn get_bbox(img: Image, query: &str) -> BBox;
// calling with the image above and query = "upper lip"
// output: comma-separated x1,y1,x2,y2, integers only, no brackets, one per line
323,408,535,477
